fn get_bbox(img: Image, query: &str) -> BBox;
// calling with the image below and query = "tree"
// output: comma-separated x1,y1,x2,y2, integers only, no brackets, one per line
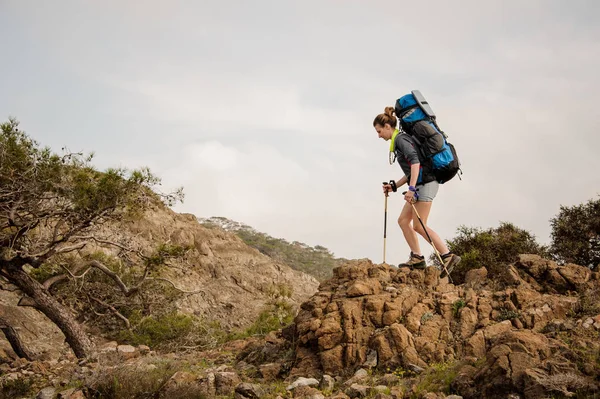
445,222,548,284
550,197,600,269
0,119,184,358
0,315,33,360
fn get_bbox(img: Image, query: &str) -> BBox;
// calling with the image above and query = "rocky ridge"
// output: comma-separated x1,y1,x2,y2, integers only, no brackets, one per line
2,254,600,399
290,255,600,398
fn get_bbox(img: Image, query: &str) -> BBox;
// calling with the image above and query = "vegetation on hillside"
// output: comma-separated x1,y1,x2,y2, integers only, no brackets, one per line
444,222,549,284
444,197,600,283
550,196,600,268
0,119,184,358
201,216,345,281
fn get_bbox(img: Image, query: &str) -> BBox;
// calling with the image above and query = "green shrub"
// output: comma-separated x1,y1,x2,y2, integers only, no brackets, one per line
118,312,194,348
244,299,295,337
550,196,600,269
497,308,520,321
444,222,549,284
84,359,196,399
452,299,466,318
413,361,458,397
0,377,32,399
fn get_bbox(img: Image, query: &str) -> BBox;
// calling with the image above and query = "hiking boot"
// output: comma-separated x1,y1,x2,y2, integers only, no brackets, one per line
441,252,461,277
398,252,426,269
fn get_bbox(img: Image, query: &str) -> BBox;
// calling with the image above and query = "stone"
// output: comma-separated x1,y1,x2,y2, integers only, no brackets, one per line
287,377,320,390
362,349,378,368
259,363,281,381
235,382,265,398
465,267,488,286
215,371,242,395
345,383,369,398
36,387,56,399
319,374,335,391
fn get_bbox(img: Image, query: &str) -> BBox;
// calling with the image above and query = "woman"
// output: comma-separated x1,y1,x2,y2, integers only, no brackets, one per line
373,107,460,274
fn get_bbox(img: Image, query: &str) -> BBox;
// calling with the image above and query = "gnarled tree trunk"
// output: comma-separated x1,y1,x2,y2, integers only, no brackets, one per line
0,316,33,360
1,262,93,358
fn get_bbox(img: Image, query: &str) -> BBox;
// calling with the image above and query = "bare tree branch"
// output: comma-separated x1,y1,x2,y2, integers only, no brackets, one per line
87,259,139,297
17,296,37,307
88,294,131,329
72,235,149,259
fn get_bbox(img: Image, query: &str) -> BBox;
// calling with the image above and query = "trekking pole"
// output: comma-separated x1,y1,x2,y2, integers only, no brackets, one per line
404,192,453,283
383,186,388,264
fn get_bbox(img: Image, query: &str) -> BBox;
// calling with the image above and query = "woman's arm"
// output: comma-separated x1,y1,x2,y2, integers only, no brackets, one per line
404,163,420,202
396,175,408,188
409,163,420,187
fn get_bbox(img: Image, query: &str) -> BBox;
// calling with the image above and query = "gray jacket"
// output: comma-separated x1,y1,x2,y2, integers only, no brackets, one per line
393,132,435,185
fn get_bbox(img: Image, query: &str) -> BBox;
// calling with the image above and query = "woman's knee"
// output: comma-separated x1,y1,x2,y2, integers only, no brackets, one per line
398,214,411,228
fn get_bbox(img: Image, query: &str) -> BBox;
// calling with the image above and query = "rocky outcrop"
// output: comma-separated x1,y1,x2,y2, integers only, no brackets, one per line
291,255,600,398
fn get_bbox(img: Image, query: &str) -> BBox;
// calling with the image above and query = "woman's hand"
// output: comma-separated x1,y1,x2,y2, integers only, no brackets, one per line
382,184,393,196
404,190,416,203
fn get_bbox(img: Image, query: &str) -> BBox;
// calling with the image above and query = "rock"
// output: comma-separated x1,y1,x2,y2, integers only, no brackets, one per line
159,371,199,398
99,341,118,352
483,320,512,341
407,363,425,374
36,387,56,399
460,307,478,339
259,363,281,381
347,280,381,297
465,267,487,286
376,373,399,385
56,388,76,398
467,330,558,398
319,374,335,391
559,263,592,287
138,345,150,354
293,386,325,399
116,344,137,359
287,377,320,390
235,382,265,398
445,396,463,399
345,383,369,398
329,393,351,399
363,349,378,368
215,371,242,395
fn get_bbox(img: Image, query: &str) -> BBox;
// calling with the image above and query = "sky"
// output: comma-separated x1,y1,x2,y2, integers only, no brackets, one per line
1,0,599,266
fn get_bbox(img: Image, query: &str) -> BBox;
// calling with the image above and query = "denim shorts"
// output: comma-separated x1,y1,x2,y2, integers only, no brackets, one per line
416,181,439,202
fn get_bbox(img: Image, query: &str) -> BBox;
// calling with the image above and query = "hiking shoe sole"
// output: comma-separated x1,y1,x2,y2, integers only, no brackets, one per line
442,255,461,277
398,260,427,270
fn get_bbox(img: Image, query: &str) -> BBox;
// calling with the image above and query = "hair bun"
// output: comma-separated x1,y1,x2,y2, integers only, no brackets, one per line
384,106,395,117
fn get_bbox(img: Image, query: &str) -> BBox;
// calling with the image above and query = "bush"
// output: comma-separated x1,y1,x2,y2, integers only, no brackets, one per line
117,312,227,350
550,196,600,269
84,359,194,399
445,222,548,284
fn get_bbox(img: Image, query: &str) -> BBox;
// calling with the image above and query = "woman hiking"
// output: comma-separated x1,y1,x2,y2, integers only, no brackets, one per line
373,106,461,274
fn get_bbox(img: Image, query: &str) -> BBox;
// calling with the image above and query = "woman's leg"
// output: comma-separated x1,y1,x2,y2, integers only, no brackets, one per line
398,201,422,255
412,201,449,255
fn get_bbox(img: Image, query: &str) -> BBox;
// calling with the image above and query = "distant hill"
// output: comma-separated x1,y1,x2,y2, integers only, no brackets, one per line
198,216,345,281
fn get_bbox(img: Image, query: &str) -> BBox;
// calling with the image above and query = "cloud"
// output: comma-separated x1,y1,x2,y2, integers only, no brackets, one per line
1,0,599,265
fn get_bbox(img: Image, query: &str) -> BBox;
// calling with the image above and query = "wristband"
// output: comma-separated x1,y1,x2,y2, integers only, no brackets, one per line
389,180,397,192
408,186,417,192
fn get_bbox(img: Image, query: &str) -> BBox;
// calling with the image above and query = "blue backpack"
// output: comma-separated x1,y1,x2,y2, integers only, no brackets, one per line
394,90,462,184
